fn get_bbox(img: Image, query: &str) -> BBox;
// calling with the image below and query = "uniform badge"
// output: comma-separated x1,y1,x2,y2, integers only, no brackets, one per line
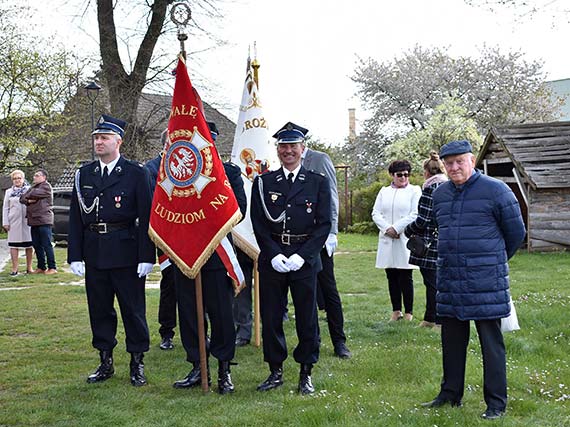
115,196,121,208
306,202,312,213
271,194,278,202
158,129,214,199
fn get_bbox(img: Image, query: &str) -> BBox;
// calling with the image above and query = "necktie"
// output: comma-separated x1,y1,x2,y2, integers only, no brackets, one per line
287,172,294,188
102,166,109,181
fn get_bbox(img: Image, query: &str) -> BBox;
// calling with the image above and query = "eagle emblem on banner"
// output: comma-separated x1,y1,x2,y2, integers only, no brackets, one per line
158,128,215,199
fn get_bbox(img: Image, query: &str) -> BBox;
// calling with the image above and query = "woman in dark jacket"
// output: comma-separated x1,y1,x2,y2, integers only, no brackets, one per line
404,152,447,328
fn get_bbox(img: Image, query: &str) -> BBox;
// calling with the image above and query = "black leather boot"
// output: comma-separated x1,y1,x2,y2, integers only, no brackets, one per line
256,364,284,392
129,352,147,387
298,363,315,395
173,361,211,389
217,360,235,395
87,350,114,383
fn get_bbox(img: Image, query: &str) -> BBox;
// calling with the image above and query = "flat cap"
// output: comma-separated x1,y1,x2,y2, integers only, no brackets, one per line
439,140,473,159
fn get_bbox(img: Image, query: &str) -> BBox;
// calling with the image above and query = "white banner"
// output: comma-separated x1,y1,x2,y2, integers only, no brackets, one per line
230,57,279,259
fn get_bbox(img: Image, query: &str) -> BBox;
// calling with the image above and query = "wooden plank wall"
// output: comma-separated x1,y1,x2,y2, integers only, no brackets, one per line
528,188,570,250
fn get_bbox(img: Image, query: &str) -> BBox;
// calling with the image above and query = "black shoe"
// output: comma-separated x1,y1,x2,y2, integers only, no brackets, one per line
257,368,284,391
235,337,250,347
217,361,235,395
159,337,174,350
298,373,315,395
129,353,147,387
481,408,505,420
334,342,352,359
173,363,211,388
87,351,114,383
421,397,462,408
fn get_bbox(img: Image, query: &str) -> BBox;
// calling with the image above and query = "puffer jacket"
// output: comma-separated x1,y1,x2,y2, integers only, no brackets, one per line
432,170,526,320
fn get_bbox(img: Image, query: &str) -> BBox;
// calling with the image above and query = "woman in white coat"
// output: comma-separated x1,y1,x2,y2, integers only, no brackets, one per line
2,170,33,276
372,160,421,321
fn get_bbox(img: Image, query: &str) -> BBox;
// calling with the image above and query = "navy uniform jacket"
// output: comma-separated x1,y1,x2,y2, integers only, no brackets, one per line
250,166,331,278
202,162,247,271
67,156,155,269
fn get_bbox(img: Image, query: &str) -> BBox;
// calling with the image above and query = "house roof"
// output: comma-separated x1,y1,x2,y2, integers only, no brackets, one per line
137,92,236,159
477,121,570,190
546,78,570,121
53,93,237,190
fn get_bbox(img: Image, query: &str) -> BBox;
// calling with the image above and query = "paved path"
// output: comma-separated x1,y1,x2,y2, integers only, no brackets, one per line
0,238,160,289
0,239,9,273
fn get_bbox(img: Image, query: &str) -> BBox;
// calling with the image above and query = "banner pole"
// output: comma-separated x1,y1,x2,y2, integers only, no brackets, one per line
195,270,209,392
254,261,261,348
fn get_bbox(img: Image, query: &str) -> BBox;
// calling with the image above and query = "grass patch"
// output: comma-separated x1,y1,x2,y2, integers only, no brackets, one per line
1,235,569,426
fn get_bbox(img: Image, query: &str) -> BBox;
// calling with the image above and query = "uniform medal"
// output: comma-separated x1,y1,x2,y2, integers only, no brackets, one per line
306,202,312,213
115,196,122,208
271,194,278,202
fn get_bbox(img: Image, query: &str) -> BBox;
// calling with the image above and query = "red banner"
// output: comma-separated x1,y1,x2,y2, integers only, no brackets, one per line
149,57,243,281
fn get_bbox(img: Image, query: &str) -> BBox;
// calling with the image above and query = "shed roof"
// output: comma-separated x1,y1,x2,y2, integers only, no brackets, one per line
477,121,570,190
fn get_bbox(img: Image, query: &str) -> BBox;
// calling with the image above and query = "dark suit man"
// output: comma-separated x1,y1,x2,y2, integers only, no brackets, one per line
250,122,331,395
301,147,351,359
67,114,155,387
172,122,247,395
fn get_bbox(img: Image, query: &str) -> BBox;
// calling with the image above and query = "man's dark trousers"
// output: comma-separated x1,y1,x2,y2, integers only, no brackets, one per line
158,264,177,340
439,317,507,411
174,266,236,362
316,248,346,347
233,249,253,342
85,265,149,352
260,268,319,365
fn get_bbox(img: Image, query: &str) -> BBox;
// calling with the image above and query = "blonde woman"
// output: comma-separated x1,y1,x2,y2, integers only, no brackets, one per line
2,170,33,275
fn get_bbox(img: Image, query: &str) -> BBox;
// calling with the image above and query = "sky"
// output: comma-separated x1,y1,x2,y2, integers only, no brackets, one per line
21,0,570,145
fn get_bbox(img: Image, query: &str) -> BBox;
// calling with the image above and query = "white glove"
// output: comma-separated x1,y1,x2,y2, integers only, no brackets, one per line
70,261,85,277
285,254,305,271
271,254,291,273
325,233,338,257
137,262,154,278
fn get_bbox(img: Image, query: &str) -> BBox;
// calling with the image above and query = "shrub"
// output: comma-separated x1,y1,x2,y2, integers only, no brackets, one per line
346,221,377,234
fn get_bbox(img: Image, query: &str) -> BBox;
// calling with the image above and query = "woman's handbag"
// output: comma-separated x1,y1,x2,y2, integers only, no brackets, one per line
406,235,430,257
501,297,520,332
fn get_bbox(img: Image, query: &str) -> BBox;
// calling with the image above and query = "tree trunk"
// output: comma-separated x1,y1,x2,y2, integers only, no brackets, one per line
96,0,173,159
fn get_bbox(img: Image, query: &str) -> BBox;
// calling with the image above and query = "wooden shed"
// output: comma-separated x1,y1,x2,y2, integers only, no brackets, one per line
476,121,570,251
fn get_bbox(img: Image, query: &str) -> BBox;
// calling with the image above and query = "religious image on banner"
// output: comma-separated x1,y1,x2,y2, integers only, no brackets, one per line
149,56,244,289
230,53,279,259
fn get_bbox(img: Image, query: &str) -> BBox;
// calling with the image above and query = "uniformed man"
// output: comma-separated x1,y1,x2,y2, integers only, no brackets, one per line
250,121,332,395
67,114,155,387
172,121,247,395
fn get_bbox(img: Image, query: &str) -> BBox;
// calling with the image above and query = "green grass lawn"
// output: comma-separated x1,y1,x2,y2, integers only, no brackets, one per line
1,234,569,426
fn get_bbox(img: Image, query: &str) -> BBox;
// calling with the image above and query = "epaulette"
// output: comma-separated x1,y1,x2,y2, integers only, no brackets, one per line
308,169,326,177
263,169,281,177
80,160,98,170
124,158,144,168
223,161,241,171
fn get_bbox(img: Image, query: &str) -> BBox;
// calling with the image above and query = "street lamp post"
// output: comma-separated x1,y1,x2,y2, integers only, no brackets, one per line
84,82,102,160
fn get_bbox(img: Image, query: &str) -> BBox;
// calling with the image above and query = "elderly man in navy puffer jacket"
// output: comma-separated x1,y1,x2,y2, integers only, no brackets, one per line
422,140,526,421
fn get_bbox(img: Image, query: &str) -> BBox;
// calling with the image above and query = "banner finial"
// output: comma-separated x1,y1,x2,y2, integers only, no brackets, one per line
170,2,192,59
